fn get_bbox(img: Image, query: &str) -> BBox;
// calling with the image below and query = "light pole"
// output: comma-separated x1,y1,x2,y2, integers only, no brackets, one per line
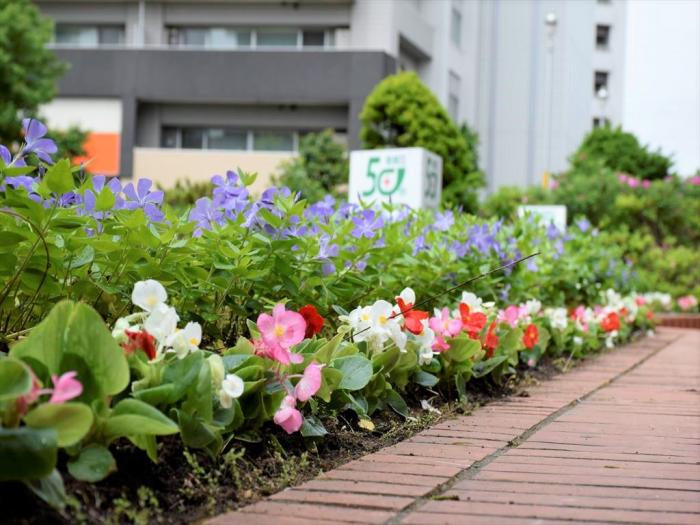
596,87,609,127
542,12,557,189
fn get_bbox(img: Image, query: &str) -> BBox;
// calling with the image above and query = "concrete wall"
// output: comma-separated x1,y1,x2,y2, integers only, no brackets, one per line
133,148,295,192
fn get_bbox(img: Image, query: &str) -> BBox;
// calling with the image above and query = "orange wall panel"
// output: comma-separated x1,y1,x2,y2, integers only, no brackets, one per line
74,132,120,176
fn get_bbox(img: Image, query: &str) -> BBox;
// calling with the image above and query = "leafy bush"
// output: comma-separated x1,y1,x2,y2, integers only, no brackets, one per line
479,185,553,220
161,179,214,211
573,125,673,180
275,129,348,201
359,72,483,211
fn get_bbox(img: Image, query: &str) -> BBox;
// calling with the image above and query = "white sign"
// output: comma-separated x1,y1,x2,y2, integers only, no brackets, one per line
517,205,568,231
348,147,442,209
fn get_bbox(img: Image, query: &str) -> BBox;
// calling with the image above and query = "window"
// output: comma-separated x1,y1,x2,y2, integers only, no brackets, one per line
161,127,297,152
450,7,462,47
302,30,325,47
253,131,295,151
54,24,125,46
594,70,609,95
168,27,251,48
256,30,298,48
596,24,611,49
593,117,611,129
448,71,461,120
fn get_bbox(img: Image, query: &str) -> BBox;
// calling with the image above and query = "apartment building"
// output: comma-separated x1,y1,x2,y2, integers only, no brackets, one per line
36,0,630,191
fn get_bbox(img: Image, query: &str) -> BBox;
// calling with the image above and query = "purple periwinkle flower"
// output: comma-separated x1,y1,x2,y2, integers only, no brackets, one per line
0,145,11,165
546,222,560,241
212,171,249,213
413,234,428,256
22,119,57,164
317,234,339,260
305,195,336,221
123,178,164,221
433,210,454,232
190,197,225,237
576,217,591,233
352,209,384,238
2,175,36,192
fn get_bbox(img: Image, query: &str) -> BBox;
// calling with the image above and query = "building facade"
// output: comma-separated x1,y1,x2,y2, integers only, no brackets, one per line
37,0,631,190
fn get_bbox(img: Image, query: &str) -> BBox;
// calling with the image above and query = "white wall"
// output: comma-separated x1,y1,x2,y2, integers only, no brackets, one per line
622,0,700,175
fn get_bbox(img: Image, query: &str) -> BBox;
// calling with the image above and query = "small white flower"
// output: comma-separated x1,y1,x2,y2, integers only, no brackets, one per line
398,287,416,305
208,354,225,387
144,303,179,342
524,299,542,316
132,279,168,312
418,345,435,365
111,317,132,344
545,307,568,331
219,373,244,408
166,321,202,358
573,336,583,346
420,399,441,414
460,292,484,313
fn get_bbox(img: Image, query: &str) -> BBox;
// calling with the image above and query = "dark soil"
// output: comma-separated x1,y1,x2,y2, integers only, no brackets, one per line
0,353,574,525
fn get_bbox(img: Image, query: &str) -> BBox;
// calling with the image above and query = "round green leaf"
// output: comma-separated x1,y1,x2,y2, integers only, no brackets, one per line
67,445,116,482
0,427,57,481
24,402,94,447
103,399,179,439
0,358,32,402
333,355,373,391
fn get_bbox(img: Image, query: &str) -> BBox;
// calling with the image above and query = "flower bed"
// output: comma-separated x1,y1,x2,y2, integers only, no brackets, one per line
0,120,677,520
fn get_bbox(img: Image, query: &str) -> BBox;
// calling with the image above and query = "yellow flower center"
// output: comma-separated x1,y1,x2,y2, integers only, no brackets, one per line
361,313,369,321
274,324,285,337
378,315,387,325
189,337,198,346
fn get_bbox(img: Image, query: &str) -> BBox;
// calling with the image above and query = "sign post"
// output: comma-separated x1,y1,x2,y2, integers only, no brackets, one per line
348,147,442,209
517,205,568,231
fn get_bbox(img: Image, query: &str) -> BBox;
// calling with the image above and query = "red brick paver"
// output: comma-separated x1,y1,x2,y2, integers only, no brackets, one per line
206,328,700,525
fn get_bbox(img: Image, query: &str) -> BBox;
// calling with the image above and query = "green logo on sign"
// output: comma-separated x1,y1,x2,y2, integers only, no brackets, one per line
362,157,405,197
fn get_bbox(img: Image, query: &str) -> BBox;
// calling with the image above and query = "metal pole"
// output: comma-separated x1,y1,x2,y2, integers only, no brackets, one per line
543,12,557,188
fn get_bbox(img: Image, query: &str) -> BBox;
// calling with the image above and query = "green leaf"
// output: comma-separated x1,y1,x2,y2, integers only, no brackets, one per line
445,335,482,362
300,416,327,437
333,355,373,391
43,159,74,194
472,355,508,378
0,357,32,402
0,427,57,481
313,333,344,364
413,370,439,388
315,367,343,403
23,470,66,510
94,186,116,211
386,389,411,418
24,402,94,447
0,230,27,248
103,399,179,439
68,245,95,269
372,346,400,373
10,300,129,401
67,445,116,482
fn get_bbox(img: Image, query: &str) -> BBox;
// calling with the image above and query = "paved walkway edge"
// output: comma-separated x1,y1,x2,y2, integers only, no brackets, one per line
206,328,698,525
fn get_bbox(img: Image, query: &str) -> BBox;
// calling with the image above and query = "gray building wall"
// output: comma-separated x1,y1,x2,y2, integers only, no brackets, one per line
53,48,395,176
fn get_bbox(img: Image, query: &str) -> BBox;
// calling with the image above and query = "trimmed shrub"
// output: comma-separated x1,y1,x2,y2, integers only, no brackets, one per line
359,72,483,211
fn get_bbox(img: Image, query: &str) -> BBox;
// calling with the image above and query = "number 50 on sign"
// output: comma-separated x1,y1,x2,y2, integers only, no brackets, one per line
348,148,443,209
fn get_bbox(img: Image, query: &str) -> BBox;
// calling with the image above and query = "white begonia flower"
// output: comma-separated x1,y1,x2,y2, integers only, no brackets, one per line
524,299,542,316
166,321,202,358
421,399,441,414
346,305,372,334
605,331,618,349
219,373,244,408
132,279,168,312
144,303,179,342
208,354,225,388
573,336,583,346
418,345,435,366
111,317,132,344
460,292,484,313
398,287,416,305
546,307,569,331
604,289,624,310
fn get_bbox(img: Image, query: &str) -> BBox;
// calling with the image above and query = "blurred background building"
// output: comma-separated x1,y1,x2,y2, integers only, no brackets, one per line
35,0,700,190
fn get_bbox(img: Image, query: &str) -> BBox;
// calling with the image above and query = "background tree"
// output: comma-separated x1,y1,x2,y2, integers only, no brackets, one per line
0,0,67,145
573,124,673,180
359,71,483,211
275,129,348,201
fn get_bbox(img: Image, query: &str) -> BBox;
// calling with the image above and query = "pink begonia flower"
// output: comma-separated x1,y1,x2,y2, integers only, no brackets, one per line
689,175,700,185
48,371,83,404
428,308,462,339
627,177,639,188
498,305,526,327
294,362,323,402
635,296,646,306
274,395,303,434
678,295,698,311
642,180,651,189
16,370,44,415
618,174,628,183
256,304,306,365
431,334,450,352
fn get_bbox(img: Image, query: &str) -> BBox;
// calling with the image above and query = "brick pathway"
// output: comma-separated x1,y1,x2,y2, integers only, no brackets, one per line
207,328,700,525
